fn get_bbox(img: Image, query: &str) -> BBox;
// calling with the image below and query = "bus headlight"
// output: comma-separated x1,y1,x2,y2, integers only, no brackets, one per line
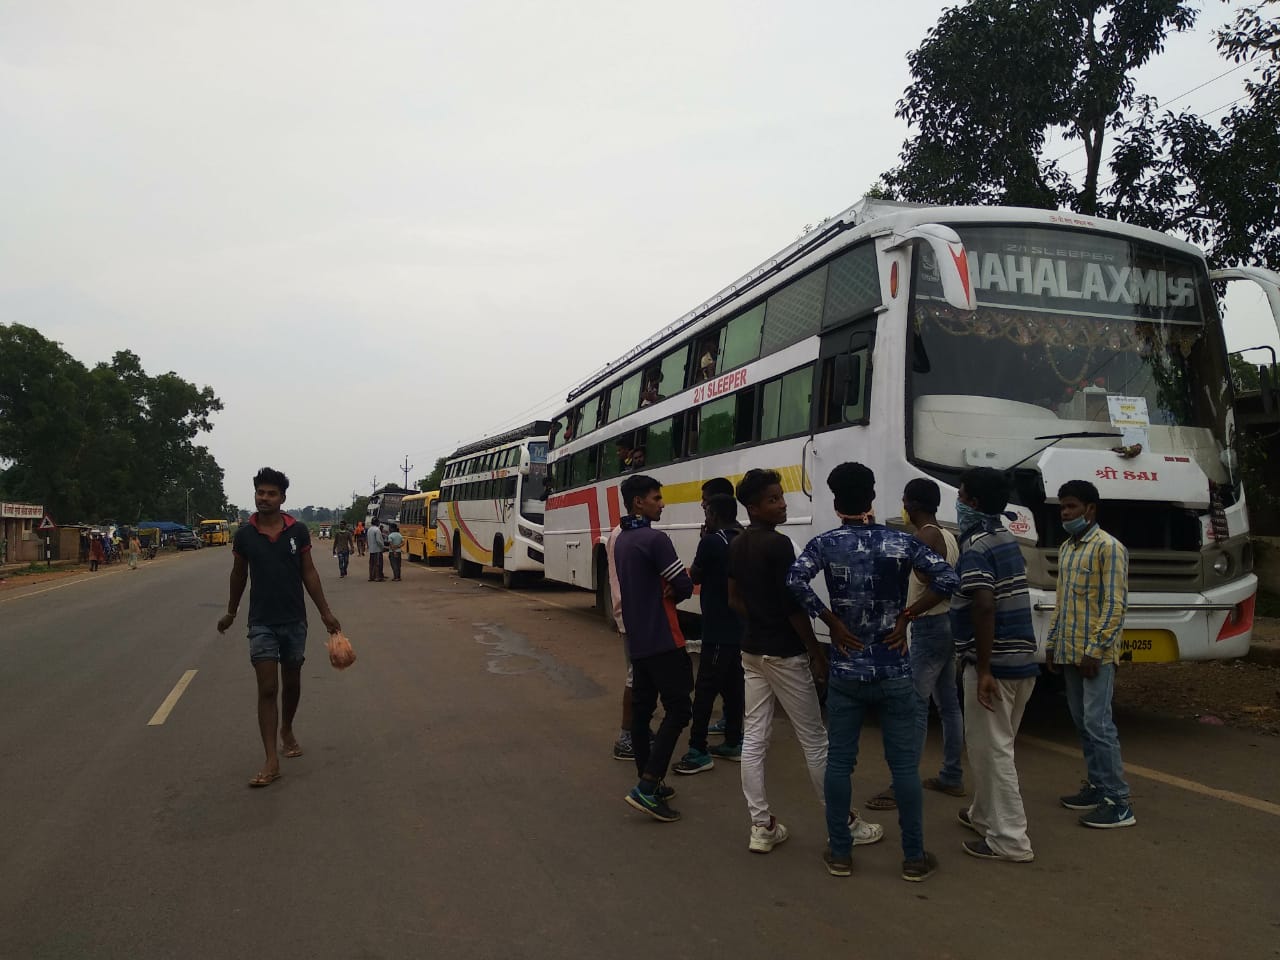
518,523,544,544
1212,554,1231,577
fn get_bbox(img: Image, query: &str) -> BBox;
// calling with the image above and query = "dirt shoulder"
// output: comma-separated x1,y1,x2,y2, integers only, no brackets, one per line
1114,619,1280,736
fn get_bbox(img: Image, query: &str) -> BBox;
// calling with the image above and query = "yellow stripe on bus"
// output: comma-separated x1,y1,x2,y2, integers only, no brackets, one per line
653,465,804,506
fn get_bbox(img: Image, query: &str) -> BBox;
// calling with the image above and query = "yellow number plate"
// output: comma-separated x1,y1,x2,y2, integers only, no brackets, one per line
1118,629,1179,663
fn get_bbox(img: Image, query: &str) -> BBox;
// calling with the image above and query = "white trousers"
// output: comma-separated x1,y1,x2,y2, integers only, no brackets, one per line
740,652,827,824
963,671,1036,860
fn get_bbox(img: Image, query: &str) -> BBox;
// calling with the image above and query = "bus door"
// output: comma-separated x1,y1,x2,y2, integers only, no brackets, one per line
805,322,876,499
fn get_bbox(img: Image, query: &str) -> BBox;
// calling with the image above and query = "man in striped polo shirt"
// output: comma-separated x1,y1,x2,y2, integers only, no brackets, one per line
1046,479,1135,829
950,467,1039,863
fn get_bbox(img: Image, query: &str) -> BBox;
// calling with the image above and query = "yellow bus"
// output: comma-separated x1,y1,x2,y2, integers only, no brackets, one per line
199,519,230,546
397,491,445,564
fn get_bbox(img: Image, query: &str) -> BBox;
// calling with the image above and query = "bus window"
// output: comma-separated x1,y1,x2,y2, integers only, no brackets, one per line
763,268,826,355
760,366,814,441
550,415,568,449
695,331,724,383
819,350,870,426
617,373,642,420
823,243,880,329
692,395,736,454
578,395,602,437
718,303,765,373
428,500,439,528
645,415,683,467
570,446,600,487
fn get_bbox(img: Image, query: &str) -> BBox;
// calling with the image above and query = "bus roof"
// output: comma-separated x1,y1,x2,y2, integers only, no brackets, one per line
401,489,439,501
564,199,1208,403
447,421,551,461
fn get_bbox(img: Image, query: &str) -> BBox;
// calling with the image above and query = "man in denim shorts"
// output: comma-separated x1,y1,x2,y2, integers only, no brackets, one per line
218,467,342,788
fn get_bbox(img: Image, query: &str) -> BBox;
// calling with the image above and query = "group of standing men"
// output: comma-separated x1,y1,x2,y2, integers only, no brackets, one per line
331,518,404,582
609,462,1135,881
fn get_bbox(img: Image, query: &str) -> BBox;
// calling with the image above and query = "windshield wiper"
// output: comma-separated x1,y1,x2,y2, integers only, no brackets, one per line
1005,432,1122,473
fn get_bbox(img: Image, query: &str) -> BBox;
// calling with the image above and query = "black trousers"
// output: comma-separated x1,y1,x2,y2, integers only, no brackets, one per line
389,551,402,579
631,648,694,781
688,643,745,752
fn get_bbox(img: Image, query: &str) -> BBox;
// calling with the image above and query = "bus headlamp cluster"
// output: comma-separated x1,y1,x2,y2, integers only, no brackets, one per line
518,523,544,544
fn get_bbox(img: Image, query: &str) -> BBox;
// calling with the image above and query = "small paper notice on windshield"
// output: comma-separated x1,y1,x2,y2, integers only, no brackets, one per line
1106,396,1150,448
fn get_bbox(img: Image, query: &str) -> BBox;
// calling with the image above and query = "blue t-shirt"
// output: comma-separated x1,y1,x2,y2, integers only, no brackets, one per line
950,519,1039,679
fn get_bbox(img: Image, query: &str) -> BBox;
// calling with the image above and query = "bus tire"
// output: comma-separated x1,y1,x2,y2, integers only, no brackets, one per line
493,535,505,570
453,535,480,578
502,569,522,590
594,548,613,622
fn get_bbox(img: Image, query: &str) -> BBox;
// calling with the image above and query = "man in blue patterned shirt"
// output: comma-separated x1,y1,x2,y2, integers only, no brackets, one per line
788,462,959,882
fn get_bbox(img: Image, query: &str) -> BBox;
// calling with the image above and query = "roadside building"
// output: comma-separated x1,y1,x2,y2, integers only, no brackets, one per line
2,502,45,564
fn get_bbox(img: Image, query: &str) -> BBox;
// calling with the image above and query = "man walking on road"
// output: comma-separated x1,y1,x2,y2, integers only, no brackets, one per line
788,463,956,882
217,467,343,788
332,520,354,578
366,520,386,581
951,468,1039,863
355,520,366,557
615,474,695,822
1047,480,1135,829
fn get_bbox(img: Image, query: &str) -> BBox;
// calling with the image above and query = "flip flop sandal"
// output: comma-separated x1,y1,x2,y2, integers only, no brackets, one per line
248,771,282,788
282,743,304,758
865,788,897,811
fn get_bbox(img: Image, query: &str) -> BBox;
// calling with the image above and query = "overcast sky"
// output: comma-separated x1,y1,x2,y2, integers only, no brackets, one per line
2,1,1274,511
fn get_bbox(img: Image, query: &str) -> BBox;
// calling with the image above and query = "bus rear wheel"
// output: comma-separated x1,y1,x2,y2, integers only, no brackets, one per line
454,535,480,578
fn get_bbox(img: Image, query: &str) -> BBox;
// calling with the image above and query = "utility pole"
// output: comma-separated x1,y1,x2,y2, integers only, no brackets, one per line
400,454,414,490
371,476,378,494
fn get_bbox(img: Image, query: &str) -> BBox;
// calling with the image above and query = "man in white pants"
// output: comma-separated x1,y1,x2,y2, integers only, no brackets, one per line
727,469,882,853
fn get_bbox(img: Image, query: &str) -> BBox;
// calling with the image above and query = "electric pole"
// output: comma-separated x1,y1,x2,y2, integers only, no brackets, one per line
400,454,414,490
371,476,378,494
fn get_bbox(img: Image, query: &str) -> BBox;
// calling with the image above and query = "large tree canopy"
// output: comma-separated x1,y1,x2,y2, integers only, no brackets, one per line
0,324,228,523
881,0,1279,268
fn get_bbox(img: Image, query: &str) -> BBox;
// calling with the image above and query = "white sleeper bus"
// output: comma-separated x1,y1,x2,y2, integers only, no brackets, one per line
436,421,550,588
543,199,1280,662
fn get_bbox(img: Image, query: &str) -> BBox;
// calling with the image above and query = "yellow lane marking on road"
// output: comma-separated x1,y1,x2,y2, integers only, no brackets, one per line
147,670,199,726
1022,734,1280,818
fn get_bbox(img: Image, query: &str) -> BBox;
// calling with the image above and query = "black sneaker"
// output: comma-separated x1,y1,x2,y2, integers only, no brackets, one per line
901,851,939,882
956,807,981,835
1079,797,1136,829
655,781,676,801
612,738,635,762
625,785,681,822
823,848,852,877
1059,781,1101,810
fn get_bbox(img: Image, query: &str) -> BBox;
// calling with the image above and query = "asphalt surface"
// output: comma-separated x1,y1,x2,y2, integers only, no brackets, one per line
1,546,1278,959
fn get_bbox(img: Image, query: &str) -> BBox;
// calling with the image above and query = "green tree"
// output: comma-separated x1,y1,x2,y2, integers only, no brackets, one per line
882,0,1198,215
344,497,370,525
417,456,447,492
0,324,229,522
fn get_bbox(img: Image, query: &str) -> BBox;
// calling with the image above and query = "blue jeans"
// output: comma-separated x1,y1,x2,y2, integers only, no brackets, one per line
909,614,963,787
825,674,924,859
248,621,308,665
1062,663,1130,802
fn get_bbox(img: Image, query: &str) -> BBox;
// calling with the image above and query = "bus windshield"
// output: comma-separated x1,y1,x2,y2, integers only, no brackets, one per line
908,224,1235,485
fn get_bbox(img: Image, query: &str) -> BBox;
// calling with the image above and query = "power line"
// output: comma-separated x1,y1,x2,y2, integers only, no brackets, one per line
1047,53,1261,167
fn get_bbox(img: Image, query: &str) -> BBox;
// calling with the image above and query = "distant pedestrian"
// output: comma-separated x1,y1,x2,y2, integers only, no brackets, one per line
788,463,955,882
366,521,386,581
332,520,354,578
89,535,105,572
673,493,745,775
730,468,883,856
355,520,367,557
217,467,342,788
951,467,1039,863
615,474,695,822
128,535,141,571
605,520,637,762
386,523,404,581
1046,480,1135,829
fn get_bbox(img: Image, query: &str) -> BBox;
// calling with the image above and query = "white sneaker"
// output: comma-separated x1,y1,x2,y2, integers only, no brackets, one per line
749,819,789,854
849,814,885,846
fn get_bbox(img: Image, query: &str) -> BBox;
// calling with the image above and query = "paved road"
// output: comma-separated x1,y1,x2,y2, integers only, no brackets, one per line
1,547,1277,959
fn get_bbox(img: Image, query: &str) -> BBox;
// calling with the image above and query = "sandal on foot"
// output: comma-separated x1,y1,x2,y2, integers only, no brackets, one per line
865,787,897,811
282,743,304,758
248,771,282,788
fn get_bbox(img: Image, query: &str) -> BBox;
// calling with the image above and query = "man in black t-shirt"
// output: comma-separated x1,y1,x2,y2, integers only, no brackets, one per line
217,467,342,788
729,468,883,855
674,494,745,775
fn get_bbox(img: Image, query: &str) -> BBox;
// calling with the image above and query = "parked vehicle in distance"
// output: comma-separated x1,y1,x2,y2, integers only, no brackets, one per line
175,530,203,550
